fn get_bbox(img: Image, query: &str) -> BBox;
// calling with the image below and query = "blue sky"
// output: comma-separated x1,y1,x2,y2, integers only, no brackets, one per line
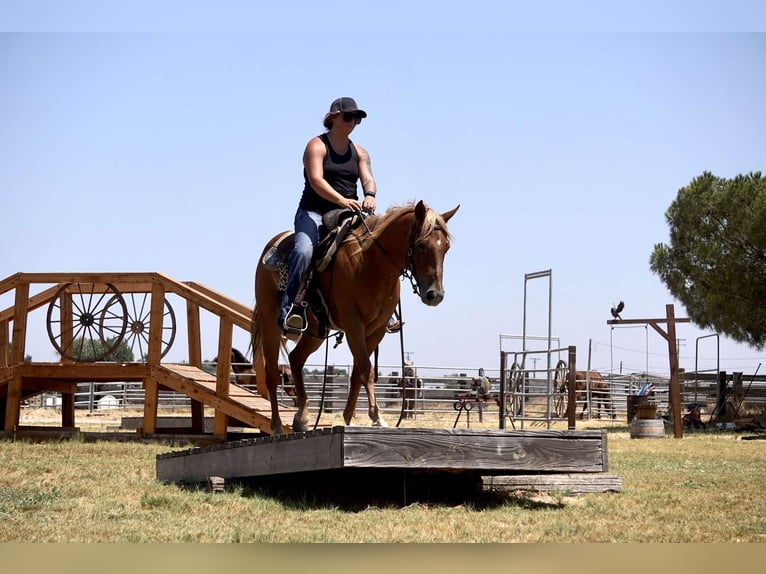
1,3,765,377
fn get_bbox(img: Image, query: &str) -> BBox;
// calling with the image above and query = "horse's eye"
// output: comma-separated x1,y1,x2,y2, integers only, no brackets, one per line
415,240,427,251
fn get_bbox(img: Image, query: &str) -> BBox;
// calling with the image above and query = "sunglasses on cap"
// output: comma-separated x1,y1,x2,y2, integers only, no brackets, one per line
342,112,363,124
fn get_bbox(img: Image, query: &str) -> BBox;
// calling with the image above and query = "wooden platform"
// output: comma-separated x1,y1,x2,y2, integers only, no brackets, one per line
156,426,610,484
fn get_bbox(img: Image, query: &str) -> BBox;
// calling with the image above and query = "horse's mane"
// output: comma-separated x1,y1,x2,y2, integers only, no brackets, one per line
349,201,451,254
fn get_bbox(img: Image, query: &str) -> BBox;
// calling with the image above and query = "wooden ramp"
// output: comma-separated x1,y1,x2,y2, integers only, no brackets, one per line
157,426,611,484
153,364,296,434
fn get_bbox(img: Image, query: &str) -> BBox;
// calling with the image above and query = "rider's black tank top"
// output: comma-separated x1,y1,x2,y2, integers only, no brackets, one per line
298,133,359,214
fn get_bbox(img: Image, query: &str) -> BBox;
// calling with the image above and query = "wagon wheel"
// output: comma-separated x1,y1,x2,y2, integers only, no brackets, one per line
507,361,525,417
46,283,128,361
100,293,176,361
553,359,569,418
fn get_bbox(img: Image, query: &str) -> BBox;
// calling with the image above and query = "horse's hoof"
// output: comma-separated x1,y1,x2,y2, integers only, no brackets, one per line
292,416,309,433
372,418,389,428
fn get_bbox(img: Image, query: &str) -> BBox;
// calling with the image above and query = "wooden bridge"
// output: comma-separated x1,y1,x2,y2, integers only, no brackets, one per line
0,272,296,436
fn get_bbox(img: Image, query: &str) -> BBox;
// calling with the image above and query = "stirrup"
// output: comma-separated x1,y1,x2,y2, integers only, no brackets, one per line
283,302,307,334
386,318,404,333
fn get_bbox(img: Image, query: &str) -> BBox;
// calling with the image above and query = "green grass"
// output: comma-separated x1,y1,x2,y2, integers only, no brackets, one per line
0,429,764,542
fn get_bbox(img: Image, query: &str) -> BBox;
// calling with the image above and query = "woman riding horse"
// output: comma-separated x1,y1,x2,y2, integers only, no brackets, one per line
253,200,458,434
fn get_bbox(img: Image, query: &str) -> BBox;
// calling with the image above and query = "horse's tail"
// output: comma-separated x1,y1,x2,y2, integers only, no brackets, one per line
251,306,269,398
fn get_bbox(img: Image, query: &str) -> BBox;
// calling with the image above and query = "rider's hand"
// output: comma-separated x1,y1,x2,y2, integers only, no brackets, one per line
362,194,376,214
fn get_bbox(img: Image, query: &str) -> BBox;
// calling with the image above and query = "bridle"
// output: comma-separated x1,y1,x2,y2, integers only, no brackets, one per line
360,210,425,297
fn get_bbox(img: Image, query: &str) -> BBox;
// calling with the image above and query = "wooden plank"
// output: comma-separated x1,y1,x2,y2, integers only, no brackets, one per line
151,365,291,434
341,427,607,472
482,474,622,494
17,363,150,381
156,429,343,483
15,379,78,394
16,272,155,286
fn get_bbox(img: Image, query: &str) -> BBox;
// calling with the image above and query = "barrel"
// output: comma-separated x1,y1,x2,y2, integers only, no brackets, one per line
630,418,666,439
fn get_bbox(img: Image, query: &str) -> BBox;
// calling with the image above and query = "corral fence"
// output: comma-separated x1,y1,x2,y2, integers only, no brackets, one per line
22,360,766,429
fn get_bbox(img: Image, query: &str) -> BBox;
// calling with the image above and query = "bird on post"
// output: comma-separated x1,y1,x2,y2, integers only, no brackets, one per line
610,301,625,320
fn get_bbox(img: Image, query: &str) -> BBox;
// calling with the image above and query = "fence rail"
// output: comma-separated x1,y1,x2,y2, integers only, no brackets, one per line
21,362,766,429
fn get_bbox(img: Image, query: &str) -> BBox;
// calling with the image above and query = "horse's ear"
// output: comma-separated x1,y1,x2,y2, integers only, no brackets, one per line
441,204,460,222
415,200,427,222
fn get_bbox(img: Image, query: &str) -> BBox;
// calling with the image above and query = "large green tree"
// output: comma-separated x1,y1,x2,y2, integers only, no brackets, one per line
650,171,766,349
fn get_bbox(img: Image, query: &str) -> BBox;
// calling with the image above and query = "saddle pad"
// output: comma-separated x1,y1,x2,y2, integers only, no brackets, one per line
262,231,294,270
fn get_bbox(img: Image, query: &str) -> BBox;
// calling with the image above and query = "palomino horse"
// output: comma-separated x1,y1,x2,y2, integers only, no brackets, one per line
253,200,459,434
574,370,614,420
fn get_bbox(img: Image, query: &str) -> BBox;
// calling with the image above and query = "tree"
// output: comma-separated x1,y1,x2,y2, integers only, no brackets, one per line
69,337,135,362
650,171,766,349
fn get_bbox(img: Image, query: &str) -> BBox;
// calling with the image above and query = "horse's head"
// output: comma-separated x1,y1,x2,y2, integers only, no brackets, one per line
409,200,459,306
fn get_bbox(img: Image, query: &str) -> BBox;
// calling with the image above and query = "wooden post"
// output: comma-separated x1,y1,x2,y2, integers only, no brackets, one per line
0,320,8,369
567,345,577,430
62,393,75,428
143,280,166,434
665,304,683,438
186,301,205,433
214,316,233,436
5,282,29,431
147,281,165,367
143,377,158,434
10,281,29,365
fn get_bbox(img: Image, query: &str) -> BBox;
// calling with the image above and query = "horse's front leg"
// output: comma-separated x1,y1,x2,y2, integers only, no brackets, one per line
342,327,387,427
360,328,388,427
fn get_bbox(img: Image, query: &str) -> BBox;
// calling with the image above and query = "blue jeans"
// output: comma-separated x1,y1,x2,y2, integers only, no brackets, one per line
279,208,323,325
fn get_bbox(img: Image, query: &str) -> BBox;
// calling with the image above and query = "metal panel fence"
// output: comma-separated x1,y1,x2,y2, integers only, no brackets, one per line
21,362,766,429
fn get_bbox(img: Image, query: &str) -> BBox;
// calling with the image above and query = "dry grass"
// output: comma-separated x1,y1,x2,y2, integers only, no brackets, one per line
1,413,764,542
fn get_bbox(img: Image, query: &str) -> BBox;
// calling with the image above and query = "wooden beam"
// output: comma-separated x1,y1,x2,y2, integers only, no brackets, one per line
0,284,61,323
607,317,691,326
10,281,29,365
16,379,78,394
482,473,622,494
17,363,149,381
183,281,253,319
157,275,251,331
0,273,21,296
16,272,156,286
567,345,577,430
666,304,683,438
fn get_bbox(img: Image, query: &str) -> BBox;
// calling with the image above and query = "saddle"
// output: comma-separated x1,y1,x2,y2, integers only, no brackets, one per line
261,209,363,332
